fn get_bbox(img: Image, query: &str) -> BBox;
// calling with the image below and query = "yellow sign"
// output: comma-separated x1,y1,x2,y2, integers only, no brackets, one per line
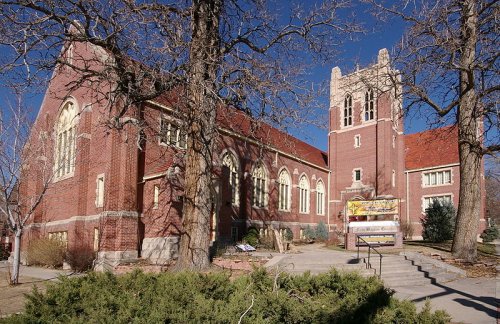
347,199,399,216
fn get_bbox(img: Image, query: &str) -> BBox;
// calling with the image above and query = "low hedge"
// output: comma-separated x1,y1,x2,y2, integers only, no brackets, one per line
2,268,450,323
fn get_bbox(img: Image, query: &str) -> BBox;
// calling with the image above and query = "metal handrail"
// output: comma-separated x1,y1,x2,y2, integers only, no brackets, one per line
356,235,383,278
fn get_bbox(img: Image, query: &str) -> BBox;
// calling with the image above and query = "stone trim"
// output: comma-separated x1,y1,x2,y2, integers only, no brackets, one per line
25,211,140,228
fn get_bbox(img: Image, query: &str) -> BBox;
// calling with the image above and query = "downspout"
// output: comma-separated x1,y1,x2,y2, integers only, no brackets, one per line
405,171,410,224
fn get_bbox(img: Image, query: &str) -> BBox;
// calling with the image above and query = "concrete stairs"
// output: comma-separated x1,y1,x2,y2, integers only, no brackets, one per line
360,253,463,288
270,250,464,289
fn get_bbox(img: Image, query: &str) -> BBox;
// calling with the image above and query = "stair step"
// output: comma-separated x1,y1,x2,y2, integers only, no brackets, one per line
383,277,432,287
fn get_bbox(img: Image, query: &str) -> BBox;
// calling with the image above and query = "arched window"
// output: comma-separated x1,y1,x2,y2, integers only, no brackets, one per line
299,175,310,213
55,101,77,178
316,180,325,215
364,89,374,121
222,152,239,205
344,94,352,127
252,163,267,207
278,169,291,211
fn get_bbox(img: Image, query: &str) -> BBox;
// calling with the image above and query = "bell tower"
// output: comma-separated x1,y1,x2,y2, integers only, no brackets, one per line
327,49,405,230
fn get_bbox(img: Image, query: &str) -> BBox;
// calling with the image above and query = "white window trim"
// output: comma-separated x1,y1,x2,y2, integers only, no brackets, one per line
221,150,240,206
421,193,454,213
353,168,363,183
54,99,79,182
252,162,268,209
95,173,105,208
341,94,353,129
354,134,361,148
277,167,291,212
298,174,310,214
159,116,187,149
421,169,453,188
316,179,325,215
153,184,160,209
362,88,376,123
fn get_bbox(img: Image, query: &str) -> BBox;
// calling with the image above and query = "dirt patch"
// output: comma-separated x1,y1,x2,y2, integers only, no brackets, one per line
0,272,49,317
402,242,498,278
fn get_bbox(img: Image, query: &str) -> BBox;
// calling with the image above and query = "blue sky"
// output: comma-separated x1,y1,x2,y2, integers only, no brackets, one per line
0,1,448,152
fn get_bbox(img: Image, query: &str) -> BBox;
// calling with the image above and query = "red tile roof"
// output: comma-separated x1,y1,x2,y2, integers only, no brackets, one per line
150,97,328,169
405,126,459,170
217,107,328,168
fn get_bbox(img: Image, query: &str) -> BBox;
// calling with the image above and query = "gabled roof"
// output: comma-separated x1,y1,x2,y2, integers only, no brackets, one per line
217,108,328,169
150,96,328,169
405,126,459,170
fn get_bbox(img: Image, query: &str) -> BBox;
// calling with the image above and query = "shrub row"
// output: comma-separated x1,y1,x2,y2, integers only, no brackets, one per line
26,238,95,272
3,268,450,323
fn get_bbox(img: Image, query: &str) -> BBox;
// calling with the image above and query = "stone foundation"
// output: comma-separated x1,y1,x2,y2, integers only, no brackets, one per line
94,250,138,272
141,236,179,265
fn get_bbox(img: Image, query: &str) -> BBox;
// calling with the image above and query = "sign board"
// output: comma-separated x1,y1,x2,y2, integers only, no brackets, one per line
356,234,395,246
348,221,399,233
347,199,399,216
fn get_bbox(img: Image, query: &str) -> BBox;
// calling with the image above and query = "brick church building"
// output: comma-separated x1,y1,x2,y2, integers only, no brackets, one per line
19,43,485,266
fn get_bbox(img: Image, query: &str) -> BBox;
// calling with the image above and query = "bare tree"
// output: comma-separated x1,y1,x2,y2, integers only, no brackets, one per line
0,94,56,284
0,0,361,269
485,157,500,225
368,0,499,261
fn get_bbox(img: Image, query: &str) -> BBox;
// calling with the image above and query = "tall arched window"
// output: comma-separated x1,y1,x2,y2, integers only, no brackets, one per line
299,175,310,213
252,162,267,207
316,180,325,215
344,94,352,127
278,169,291,211
222,152,239,205
55,101,77,178
364,89,374,121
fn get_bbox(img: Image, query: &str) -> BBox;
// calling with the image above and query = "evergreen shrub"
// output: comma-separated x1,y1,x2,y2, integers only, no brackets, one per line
243,227,260,246
315,221,329,241
421,200,456,243
3,268,450,323
480,226,499,243
303,225,316,241
283,228,293,241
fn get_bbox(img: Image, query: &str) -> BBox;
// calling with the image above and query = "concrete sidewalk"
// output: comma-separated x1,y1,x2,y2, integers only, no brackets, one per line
260,244,498,324
0,261,73,281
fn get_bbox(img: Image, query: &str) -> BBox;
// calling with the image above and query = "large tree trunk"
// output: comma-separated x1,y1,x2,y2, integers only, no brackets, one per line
10,229,22,285
451,0,481,262
177,0,222,270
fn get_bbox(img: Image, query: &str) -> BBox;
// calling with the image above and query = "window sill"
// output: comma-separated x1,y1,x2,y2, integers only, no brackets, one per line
53,172,75,183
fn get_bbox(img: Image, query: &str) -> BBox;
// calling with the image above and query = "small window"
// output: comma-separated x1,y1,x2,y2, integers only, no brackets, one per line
96,175,105,208
354,135,361,148
392,170,396,187
354,169,361,182
153,185,160,209
160,119,187,149
93,228,99,252
343,94,353,127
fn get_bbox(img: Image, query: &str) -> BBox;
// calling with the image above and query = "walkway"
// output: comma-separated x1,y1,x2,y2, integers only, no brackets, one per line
259,244,498,324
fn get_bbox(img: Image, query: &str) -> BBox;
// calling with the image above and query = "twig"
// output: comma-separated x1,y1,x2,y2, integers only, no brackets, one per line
238,294,254,324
